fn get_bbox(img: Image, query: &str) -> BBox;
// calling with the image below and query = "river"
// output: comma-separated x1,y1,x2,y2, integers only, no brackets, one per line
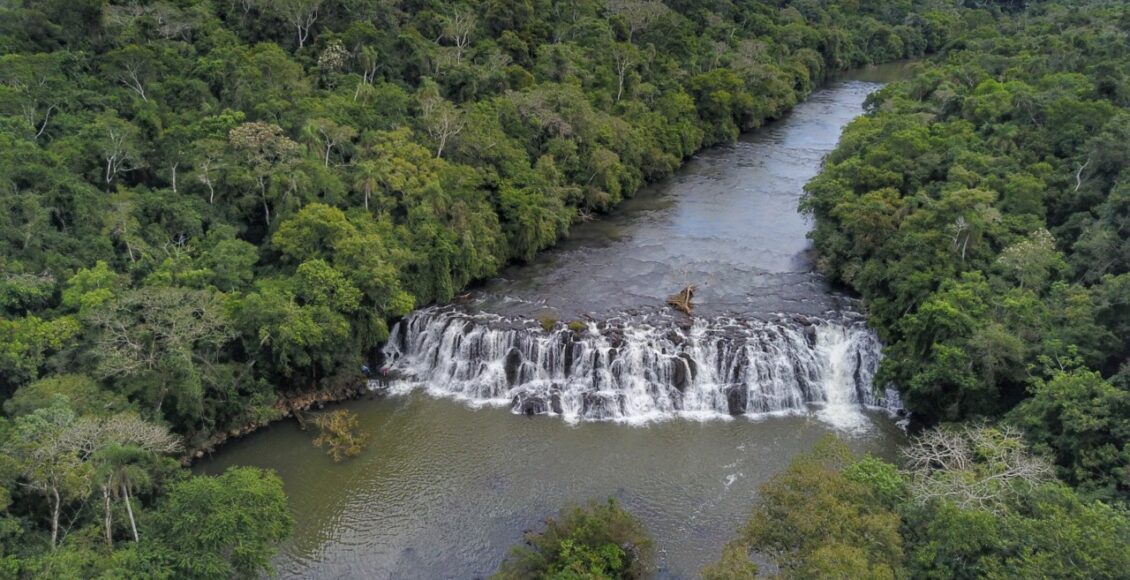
199,62,912,579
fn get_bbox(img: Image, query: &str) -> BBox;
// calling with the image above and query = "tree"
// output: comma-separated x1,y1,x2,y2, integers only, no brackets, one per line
269,0,324,49
1013,369,1130,499
102,45,155,102
87,287,234,417
418,88,464,159
351,159,381,211
61,261,119,315
190,138,227,205
228,122,300,225
903,425,1055,513
302,117,356,167
440,8,476,62
0,52,70,140
311,409,369,461
722,437,904,578
91,114,143,187
3,374,129,418
995,229,1066,291
10,403,90,549
495,498,656,579
605,0,668,44
145,467,293,578
63,414,180,546
610,42,637,103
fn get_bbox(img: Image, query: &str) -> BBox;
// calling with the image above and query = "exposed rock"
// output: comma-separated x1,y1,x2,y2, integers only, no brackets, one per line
563,343,575,377
513,394,548,416
725,385,748,415
803,324,818,348
504,348,522,386
581,392,625,419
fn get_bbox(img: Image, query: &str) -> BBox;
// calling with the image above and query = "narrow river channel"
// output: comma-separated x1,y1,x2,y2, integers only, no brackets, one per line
198,62,912,579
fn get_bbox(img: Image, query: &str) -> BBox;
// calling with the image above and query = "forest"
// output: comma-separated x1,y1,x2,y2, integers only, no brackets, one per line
0,0,1127,577
697,0,1130,578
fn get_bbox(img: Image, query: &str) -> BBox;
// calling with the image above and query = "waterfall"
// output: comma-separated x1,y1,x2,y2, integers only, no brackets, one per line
378,307,899,428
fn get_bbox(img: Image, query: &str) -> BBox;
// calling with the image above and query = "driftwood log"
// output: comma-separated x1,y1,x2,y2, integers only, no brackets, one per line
666,284,697,315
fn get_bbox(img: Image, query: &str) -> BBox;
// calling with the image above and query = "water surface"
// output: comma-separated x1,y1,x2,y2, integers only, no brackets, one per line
201,62,912,579
200,395,903,578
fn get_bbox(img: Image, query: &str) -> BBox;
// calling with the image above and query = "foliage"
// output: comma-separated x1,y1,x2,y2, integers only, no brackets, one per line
143,467,293,579
801,0,1130,500
0,0,991,574
495,498,655,580
0,0,959,443
312,409,370,462
708,433,1130,579
710,436,904,579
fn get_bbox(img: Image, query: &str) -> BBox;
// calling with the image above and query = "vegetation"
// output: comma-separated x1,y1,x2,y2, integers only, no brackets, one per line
9,0,1126,575
706,433,1130,579
801,0,1130,503
696,5,1130,574
0,0,959,573
312,409,370,461
495,498,655,579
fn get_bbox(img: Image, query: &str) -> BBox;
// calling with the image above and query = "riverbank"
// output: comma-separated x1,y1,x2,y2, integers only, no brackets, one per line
200,70,915,577
197,392,905,578
183,379,372,464
187,62,915,462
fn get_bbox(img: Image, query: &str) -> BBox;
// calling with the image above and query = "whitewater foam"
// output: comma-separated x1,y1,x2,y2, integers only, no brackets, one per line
377,307,899,430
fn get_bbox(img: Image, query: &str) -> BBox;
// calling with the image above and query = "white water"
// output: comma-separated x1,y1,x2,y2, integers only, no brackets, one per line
380,307,900,431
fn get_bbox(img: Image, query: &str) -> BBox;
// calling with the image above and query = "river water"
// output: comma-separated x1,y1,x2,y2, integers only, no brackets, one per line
199,63,911,579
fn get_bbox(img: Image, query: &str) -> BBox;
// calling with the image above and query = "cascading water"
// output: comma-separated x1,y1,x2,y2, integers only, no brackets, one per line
379,306,900,429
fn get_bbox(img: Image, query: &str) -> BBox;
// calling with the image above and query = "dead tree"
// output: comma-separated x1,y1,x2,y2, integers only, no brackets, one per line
666,284,697,315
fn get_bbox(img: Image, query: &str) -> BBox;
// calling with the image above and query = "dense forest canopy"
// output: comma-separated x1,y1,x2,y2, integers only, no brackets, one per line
802,0,1130,502
4,0,1129,577
0,0,960,445
0,0,967,575
690,1,1130,577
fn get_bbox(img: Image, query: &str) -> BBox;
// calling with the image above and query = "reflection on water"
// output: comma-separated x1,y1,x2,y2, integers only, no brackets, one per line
200,62,913,579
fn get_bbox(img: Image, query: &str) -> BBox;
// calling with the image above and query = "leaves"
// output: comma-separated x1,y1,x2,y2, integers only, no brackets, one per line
311,409,369,462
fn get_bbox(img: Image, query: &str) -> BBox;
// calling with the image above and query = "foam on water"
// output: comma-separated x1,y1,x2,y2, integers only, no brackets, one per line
378,306,900,431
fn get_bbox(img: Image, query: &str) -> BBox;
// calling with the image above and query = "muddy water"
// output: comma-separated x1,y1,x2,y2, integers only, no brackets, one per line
199,63,912,579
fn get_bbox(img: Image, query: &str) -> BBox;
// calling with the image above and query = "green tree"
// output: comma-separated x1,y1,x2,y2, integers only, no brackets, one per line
720,437,904,579
144,467,293,578
495,498,656,579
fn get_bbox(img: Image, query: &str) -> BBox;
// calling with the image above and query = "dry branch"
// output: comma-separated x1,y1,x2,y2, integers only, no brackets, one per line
666,284,697,315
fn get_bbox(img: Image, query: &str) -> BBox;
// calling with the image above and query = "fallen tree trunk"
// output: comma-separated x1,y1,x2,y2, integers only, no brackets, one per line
666,284,697,315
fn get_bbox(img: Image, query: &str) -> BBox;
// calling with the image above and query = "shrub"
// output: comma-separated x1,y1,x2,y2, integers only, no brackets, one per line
495,499,655,579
